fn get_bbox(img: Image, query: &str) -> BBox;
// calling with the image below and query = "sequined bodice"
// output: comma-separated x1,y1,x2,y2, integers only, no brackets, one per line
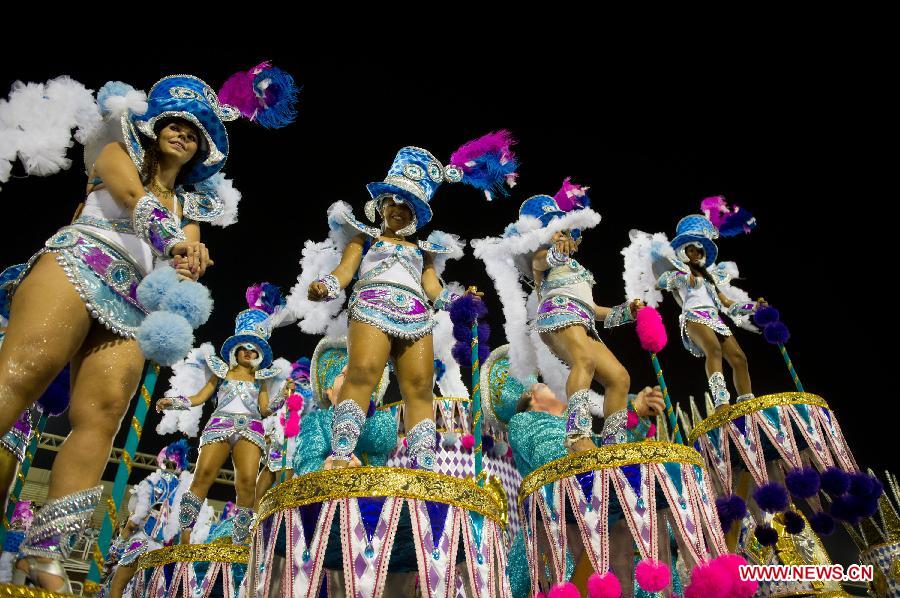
358,240,425,292
540,257,595,306
214,379,262,417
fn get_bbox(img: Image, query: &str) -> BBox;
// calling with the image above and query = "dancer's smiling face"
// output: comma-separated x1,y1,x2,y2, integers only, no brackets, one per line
156,119,200,166
381,199,414,234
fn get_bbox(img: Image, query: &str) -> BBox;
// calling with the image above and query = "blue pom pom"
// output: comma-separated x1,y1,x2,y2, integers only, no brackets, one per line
783,510,806,534
137,267,179,312
849,472,877,498
763,321,791,345
36,365,71,417
136,311,194,366
253,67,300,129
754,525,778,546
160,280,213,329
754,482,789,513
785,467,821,499
821,467,850,496
752,305,780,327
97,81,136,115
809,512,836,536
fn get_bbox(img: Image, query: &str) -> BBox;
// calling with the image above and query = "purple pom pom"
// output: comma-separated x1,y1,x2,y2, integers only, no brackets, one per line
763,321,790,344
870,477,885,500
809,512,836,536
452,323,471,343
477,322,491,343
821,467,850,496
785,467,821,499
482,435,495,452
449,294,488,326
452,342,470,366
752,305,780,327
754,482,789,513
783,510,806,534
830,495,861,524
716,495,748,529
858,496,879,518
754,525,778,546
848,472,876,498
479,342,490,364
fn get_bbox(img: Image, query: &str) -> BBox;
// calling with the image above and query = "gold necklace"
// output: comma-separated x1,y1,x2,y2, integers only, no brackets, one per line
148,179,175,203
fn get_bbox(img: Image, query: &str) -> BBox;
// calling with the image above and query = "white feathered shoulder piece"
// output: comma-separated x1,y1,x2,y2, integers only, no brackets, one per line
156,343,218,437
621,229,681,308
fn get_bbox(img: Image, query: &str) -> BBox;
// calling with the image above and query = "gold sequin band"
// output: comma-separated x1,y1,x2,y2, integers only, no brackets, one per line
131,416,142,438
687,392,830,444
92,540,105,572
256,467,506,528
518,441,704,508
141,386,153,408
0,583,74,597
82,581,102,595
136,543,249,570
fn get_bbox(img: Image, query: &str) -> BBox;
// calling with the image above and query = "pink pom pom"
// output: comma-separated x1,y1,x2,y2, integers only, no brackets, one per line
635,306,668,353
507,445,514,458
548,582,580,598
461,434,475,450
286,393,304,412
533,593,546,598
283,409,300,438
403,437,408,448
713,554,757,598
588,571,622,598
647,423,657,439
686,560,733,598
636,560,671,592
626,409,639,429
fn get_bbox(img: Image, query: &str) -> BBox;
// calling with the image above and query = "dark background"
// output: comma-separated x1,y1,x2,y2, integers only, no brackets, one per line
2,43,892,503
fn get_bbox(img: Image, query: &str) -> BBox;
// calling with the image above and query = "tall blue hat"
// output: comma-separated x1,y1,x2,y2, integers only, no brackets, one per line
122,75,238,185
670,214,719,267
365,131,519,232
480,345,537,431
220,308,274,369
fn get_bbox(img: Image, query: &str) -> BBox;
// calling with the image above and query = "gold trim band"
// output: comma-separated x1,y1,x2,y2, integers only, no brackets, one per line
687,392,830,444
0,584,72,598
519,441,704,508
136,543,249,570
256,467,506,527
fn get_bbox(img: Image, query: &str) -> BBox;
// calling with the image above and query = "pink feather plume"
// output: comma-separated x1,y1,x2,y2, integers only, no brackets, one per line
553,177,590,212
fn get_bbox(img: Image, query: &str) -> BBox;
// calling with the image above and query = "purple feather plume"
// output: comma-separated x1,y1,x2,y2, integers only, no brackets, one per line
291,357,311,382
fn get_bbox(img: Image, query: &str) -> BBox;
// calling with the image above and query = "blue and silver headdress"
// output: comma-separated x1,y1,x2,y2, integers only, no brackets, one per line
364,130,519,232
670,214,720,267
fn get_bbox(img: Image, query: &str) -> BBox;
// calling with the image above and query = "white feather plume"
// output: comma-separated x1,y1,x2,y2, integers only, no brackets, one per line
621,229,674,308
163,471,194,543
0,77,101,189
209,176,242,228
190,500,215,544
266,357,293,399
158,343,216,437
426,230,465,277
433,310,469,398
81,82,148,173
286,238,346,334
127,471,161,525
